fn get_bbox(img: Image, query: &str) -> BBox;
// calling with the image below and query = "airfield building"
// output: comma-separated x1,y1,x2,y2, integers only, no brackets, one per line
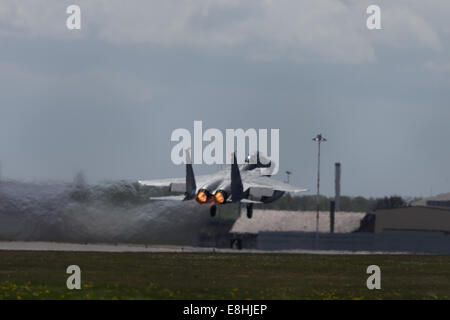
411,192,450,209
373,192,450,235
374,206,450,235
225,205,450,253
228,210,367,251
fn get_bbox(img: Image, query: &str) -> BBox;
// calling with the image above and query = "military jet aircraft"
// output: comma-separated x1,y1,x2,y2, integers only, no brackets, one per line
139,150,307,218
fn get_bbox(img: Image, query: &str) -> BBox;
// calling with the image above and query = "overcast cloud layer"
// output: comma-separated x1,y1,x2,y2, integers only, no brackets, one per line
1,0,450,197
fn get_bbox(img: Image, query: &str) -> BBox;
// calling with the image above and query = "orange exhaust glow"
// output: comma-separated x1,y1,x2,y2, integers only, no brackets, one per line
214,191,225,204
197,191,208,203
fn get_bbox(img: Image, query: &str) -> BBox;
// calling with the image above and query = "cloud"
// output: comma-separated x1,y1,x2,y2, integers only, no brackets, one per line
1,1,450,196
84,0,376,63
370,2,443,52
0,1,80,39
0,1,448,64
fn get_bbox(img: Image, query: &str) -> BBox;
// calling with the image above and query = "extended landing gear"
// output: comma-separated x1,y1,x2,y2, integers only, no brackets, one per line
210,205,217,217
246,203,253,219
231,239,242,250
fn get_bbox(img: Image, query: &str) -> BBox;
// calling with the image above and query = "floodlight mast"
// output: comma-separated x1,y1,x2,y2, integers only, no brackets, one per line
313,134,327,234
285,171,292,184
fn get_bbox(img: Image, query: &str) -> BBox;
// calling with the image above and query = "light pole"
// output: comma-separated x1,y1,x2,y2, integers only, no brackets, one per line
313,134,326,234
285,171,292,184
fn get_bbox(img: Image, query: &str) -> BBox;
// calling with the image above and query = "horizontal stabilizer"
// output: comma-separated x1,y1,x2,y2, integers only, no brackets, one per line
240,199,263,204
150,195,186,201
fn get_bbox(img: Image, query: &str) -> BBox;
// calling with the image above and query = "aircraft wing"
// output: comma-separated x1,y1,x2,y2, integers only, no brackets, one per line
138,173,218,190
138,177,185,188
243,175,308,193
150,195,186,201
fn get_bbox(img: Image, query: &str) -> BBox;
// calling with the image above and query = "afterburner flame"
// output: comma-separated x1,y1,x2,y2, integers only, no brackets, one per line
214,191,225,204
196,191,208,203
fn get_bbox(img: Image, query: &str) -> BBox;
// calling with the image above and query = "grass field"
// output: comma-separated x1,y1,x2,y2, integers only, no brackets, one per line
0,251,449,300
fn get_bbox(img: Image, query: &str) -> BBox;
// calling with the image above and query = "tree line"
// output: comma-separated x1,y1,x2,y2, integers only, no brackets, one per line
258,194,418,212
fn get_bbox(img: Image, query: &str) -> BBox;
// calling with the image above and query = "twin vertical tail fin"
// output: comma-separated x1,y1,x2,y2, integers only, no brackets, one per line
231,152,244,202
184,149,197,200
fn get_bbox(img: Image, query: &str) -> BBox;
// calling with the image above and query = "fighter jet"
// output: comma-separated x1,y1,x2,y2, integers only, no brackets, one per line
138,150,307,218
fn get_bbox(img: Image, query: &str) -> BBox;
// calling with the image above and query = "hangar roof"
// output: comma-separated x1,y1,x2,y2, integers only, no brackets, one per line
411,192,450,209
230,210,365,234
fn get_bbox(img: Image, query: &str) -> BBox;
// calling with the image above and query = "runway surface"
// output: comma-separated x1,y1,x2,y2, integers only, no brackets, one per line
0,241,409,255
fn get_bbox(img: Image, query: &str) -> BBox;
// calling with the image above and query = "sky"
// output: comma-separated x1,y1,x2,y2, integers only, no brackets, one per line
0,0,450,197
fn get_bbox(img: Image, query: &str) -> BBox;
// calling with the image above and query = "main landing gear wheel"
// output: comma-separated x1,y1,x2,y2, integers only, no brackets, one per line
210,205,217,217
231,239,243,250
246,204,253,219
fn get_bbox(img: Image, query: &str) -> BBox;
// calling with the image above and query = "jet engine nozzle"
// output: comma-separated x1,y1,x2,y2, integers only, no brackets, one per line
196,189,210,203
214,190,228,204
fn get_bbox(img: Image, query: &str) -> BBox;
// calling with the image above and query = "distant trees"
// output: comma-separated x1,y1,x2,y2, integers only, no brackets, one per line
374,196,406,210
259,194,409,212
66,177,412,213
260,194,329,211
